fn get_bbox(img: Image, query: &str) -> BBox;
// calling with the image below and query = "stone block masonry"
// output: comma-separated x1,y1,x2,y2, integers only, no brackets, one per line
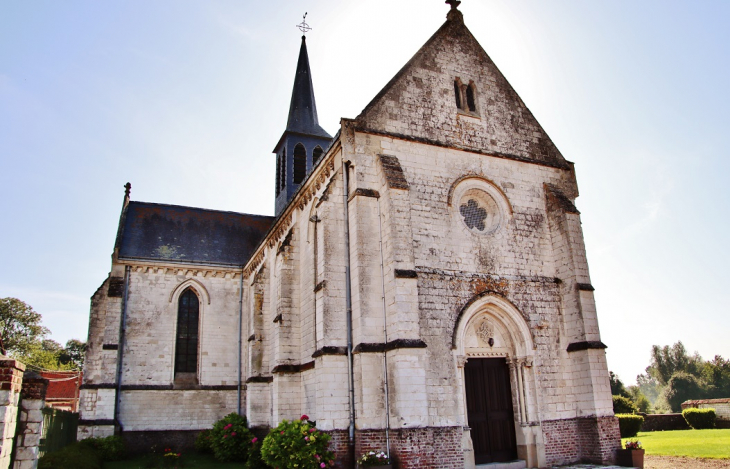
0,358,24,469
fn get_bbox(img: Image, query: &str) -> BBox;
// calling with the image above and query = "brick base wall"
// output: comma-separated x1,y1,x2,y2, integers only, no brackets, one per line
355,426,463,469
543,416,620,466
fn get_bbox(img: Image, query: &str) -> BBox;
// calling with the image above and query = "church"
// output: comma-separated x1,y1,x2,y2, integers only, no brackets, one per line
78,3,620,468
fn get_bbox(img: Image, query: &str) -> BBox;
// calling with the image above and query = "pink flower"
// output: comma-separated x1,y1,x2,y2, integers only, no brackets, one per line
301,414,309,420
305,436,310,441
223,435,227,439
320,464,326,468
309,428,315,433
231,432,236,436
252,437,258,443
280,431,284,435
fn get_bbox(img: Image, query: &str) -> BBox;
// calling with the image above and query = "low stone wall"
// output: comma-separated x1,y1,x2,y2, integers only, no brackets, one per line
640,413,689,432
542,416,620,467
682,398,730,422
0,358,25,469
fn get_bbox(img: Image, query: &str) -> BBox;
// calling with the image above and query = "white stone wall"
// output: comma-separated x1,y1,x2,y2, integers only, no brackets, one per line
119,390,237,431
0,390,20,469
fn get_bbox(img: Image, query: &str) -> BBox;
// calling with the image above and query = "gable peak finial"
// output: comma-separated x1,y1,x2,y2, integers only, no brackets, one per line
296,12,311,36
446,0,461,10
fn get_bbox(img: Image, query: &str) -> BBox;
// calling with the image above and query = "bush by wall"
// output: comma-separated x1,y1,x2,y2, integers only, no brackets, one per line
682,408,716,429
613,395,638,414
261,415,335,469
616,414,644,438
39,442,102,469
210,413,255,462
194,429,213,454
640,413,690,432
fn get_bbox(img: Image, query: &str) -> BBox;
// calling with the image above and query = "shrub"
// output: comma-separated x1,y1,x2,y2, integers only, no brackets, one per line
195,429,214,454
244,438,271,469
210,413,255,462
661,372,704,412
89,435,126,461
682,408,716,429
613,395,638,414
261,415,335,469
616,414,644,438
38,442,103,469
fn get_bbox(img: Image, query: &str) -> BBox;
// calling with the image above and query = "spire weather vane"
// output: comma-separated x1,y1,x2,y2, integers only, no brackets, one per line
296,13,312,35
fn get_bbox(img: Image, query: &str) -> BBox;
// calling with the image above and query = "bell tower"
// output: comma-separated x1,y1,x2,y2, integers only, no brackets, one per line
273,15,332,217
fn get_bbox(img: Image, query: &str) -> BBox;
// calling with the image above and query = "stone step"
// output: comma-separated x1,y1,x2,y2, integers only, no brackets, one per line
475,461,527,469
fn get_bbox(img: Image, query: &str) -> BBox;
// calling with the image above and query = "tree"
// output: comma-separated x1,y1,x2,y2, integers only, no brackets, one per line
609,371,630,398
0,298,50,357
660,372,704,412
646,341,702,385
627,385,652,413
612,395,638,414
59,339,86,369
700,355,730,399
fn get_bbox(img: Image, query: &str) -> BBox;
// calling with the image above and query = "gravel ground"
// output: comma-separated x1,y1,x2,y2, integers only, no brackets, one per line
645,455,730,468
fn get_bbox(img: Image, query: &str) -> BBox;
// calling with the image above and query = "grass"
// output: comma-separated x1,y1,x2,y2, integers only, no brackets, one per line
104,452,246,469
622,429,730,459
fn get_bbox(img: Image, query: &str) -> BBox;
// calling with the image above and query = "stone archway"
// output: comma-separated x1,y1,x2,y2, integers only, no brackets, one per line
453,294,544,468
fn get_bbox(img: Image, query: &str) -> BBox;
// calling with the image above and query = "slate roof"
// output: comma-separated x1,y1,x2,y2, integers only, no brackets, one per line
117,201,275,266
284,36,331,139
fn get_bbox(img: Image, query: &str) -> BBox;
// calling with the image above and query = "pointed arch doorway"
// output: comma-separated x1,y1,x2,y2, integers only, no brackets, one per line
464,357,517,464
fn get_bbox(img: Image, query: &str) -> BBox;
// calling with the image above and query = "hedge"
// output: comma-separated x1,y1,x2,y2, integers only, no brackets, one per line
682,408,716,429
616,414,644,438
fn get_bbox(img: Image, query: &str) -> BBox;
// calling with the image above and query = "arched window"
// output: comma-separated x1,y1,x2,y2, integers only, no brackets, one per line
293,143,307,184
454,79,462,109
175,288,199,374
466,82,477,113
312,146,324,166
277,149,286,195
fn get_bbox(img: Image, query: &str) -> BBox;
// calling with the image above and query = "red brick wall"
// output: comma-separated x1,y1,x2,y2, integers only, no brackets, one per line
543,416,620,466
0,358,25,393
326,426,463,469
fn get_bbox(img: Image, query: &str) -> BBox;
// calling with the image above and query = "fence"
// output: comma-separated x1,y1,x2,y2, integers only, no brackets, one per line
38,407,78,458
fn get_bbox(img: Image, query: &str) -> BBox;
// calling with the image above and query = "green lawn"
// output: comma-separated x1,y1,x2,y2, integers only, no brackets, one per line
623,429,730,459
104,452,246,469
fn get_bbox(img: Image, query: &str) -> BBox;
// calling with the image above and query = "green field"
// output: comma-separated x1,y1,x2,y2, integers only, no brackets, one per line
623,429,730,459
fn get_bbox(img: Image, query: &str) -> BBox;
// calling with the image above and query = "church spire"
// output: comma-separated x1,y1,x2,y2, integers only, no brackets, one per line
273,19,333,217
285,35,330,138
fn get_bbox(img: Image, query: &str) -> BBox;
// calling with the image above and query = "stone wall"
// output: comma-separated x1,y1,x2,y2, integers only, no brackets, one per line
12,372,49,469
682,398,730,422
0,358,24,469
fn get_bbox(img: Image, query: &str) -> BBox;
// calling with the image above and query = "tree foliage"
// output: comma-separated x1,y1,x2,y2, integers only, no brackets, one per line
609,371,630,398
660,372,704,412
646,341,702,385
0,297,50,357
0,297,85,371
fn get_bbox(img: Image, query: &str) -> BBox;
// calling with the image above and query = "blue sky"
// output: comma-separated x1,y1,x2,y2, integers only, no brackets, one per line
1,1,728,385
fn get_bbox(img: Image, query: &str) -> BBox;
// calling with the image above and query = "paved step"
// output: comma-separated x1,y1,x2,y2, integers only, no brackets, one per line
475,461,526,469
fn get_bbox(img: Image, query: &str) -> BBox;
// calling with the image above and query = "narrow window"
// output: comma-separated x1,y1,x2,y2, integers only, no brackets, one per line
454,80,462,109
278,149,286,195
175,288,199,374
293,143,307,184
276,151,282,196
466,82,477,112
312,146,324,166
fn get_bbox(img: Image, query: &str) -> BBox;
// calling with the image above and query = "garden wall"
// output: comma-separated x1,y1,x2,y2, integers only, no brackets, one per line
682,398,730,428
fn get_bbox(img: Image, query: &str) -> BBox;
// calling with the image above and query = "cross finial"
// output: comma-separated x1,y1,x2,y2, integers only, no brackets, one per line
446,0,461,10
296,12,312,35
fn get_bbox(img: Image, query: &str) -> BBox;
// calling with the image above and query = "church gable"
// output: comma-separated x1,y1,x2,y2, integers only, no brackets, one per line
356,9,567,168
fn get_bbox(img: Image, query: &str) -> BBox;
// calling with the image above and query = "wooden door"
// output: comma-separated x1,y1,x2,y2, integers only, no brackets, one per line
464,357,518,464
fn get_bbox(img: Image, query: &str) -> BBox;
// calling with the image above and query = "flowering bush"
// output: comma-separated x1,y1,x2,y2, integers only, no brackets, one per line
261,415,335,469
244,437,270,469
357,450,391,466
624,439,642,450
162,448,181,467
195,429,213,454
210,413,255,462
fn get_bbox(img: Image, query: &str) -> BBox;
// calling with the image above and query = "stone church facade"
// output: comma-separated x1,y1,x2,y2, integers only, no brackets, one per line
78,4,620,468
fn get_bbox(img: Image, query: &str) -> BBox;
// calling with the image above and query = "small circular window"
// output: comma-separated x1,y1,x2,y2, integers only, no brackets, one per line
449,176,510,236
458,189,500,233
